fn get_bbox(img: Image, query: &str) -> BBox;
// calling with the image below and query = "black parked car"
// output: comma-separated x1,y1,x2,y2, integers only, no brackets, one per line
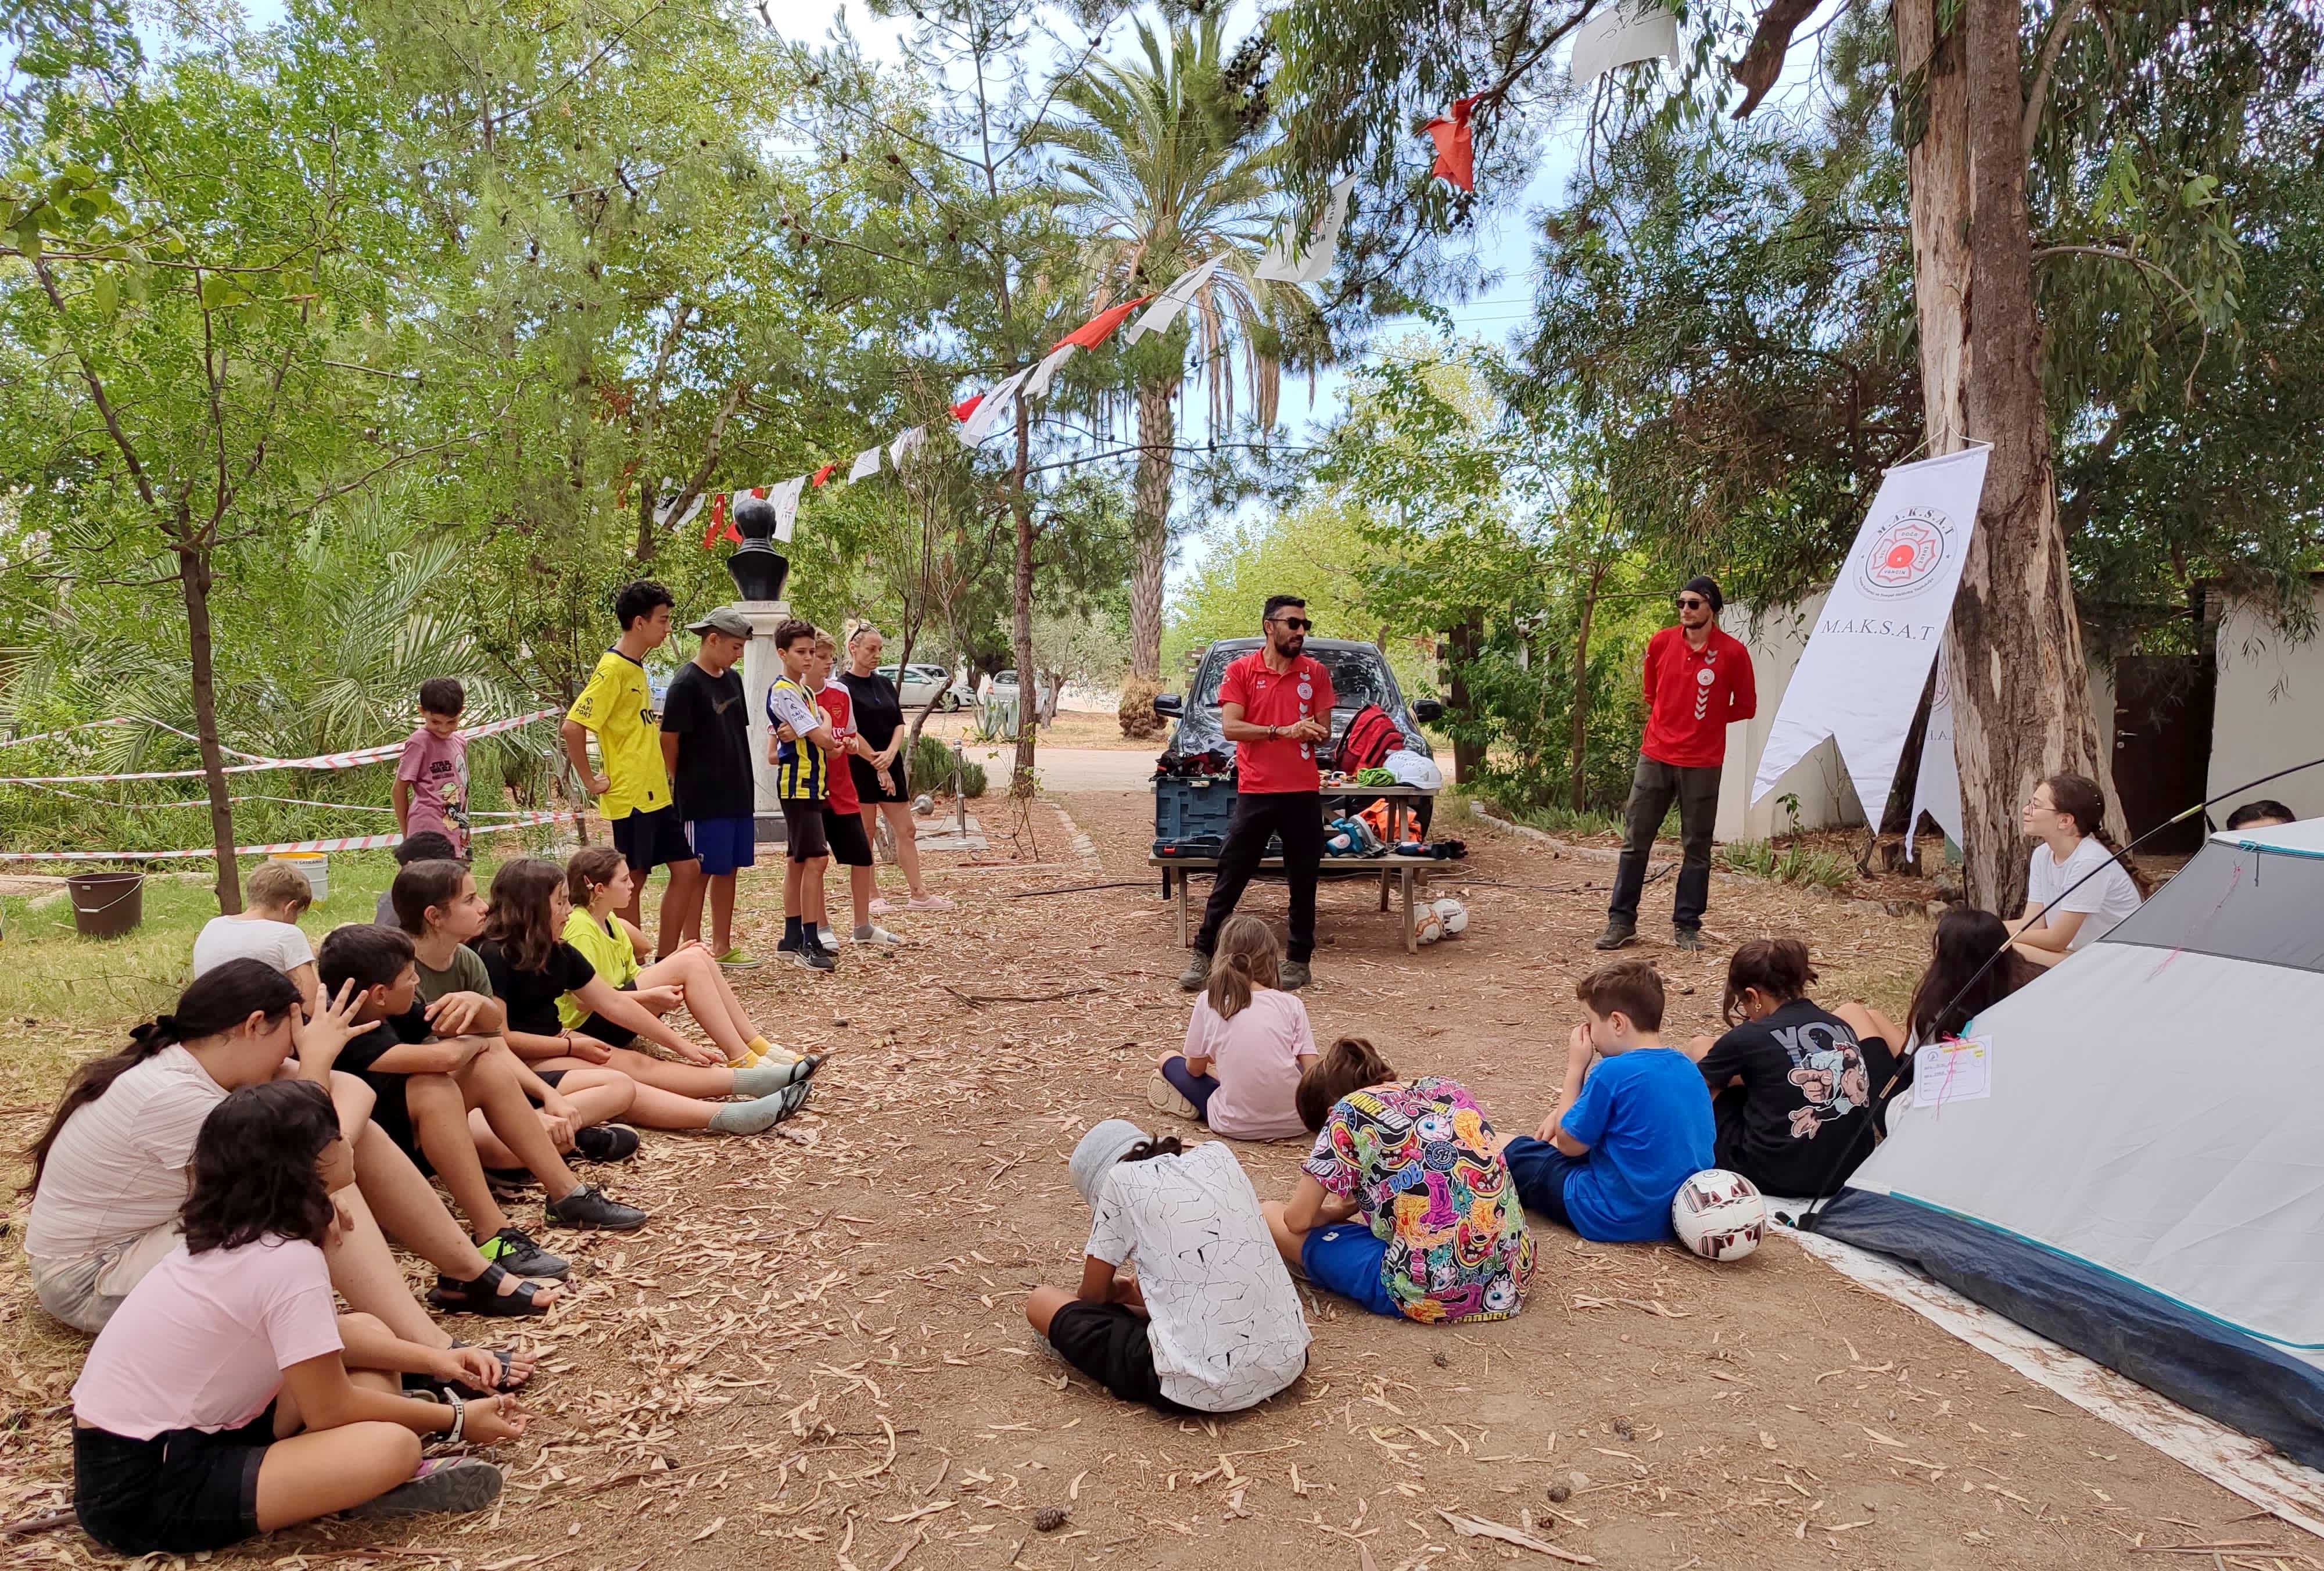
1151,637,1441,856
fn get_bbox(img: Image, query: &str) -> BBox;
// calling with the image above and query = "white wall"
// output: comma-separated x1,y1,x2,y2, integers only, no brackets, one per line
1715,594,1869,842
2210,583,2324,822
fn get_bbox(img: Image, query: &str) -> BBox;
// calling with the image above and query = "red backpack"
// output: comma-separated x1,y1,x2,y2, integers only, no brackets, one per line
1339,704,1402,772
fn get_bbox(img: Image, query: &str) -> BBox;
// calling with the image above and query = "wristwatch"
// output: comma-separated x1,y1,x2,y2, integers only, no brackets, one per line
1267,724,1279,740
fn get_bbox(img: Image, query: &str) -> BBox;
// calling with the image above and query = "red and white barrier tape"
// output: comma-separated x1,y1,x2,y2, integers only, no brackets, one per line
0,708,560,785
0,810,564,862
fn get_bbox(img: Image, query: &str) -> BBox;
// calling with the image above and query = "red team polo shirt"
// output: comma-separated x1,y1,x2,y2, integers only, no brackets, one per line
1640,625,1758,769
815,682,862,814
1220,650,1337,794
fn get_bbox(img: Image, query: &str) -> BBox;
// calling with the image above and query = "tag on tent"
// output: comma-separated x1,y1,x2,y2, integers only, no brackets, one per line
1913,1035,1992,1109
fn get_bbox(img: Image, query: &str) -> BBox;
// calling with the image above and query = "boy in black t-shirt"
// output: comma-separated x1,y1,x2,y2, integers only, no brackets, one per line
659,608,759,967
1684,938,1901,1200
319,926,646,1282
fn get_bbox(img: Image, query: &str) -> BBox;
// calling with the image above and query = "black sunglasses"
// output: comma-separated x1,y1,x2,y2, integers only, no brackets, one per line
1675,596,1708,609
1270,616,1313,632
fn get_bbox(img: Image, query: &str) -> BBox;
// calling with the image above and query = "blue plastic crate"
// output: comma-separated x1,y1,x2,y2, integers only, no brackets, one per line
1154,774,1239,848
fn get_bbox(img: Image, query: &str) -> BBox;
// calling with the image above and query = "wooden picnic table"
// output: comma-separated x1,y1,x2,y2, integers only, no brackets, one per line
1149,852,1444,955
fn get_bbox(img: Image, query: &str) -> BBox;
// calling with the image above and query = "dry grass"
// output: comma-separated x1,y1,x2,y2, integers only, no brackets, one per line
0,797,2287,1571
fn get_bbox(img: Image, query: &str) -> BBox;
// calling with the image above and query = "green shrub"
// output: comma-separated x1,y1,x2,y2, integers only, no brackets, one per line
1717,840,1853,892
908,731,987,799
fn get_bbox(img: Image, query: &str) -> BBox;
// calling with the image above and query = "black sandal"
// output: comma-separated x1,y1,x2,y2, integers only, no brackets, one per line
453,1342,531,1391
426,1262,558,1318
403,1344,531,1400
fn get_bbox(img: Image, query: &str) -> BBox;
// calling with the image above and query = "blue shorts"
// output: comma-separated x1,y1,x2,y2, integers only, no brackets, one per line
1500,1135,1579,1231
686,816,756,877
1300,1222,1398,1319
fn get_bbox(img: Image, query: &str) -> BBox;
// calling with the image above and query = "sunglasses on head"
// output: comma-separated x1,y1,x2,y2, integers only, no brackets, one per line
1271,616,1313,632
1676,596,1708,609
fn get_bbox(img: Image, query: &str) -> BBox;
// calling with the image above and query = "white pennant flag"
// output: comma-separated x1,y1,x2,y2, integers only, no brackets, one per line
888,426,924,468
1908,644,1965,861
847,446,883,483
1256,177,1356,285
1572,0,1680,83
1753,444,1990,829
768,475,806,543
652,482,705,532
1124,257,1223,344
1021,342,1078,401
959,367,1032,447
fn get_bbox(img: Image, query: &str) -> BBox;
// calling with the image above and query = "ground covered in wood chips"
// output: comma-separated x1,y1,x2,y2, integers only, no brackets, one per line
3,790,2309,1571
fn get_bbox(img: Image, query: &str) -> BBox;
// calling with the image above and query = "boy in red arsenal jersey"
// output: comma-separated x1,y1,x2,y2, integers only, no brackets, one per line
1598,576,1757,952
1180,595,1336,993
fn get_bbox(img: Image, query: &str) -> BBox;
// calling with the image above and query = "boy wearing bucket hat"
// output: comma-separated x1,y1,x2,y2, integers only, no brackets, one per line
1024,1120,1308,1415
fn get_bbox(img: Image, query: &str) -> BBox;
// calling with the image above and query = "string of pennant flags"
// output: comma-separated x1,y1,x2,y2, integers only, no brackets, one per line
673,0,1679,553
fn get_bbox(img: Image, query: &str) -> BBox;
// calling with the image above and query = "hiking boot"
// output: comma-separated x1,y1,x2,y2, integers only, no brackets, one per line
1672,927,1705,952
478,1226,567,1280
543,1184,648,1231
1279,959,1312,991
349,1457,503,1520
1593,920,1638,951
1178,949,1212,992
572,1123,640,1164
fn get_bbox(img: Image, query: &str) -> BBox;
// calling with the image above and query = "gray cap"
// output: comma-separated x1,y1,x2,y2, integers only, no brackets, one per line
687,607,751,639
1068,1119,1147,1207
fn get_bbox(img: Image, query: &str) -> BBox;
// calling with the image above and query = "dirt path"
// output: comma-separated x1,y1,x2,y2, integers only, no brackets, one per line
2,792,2301,1571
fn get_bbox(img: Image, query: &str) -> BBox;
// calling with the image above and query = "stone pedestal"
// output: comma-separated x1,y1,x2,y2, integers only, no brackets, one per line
734,600,791,844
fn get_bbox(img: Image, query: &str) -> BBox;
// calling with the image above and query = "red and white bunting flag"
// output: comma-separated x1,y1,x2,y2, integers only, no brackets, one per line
959,366,1032,446
812,461,838,487
889,426,924,467
952,393,984,422
848,446,883,482
1256,177,1357,284
1022,342,1078,400
769,475,806,543
1056,295,1151,352
1125,259,1222,343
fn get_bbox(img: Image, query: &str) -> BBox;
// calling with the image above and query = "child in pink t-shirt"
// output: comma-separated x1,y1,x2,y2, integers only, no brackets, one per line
1150,915,1317,1139
395,677,470,855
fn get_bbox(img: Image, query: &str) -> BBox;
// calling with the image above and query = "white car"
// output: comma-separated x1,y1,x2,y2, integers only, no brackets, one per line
877,662,961,712
988,669,1055,713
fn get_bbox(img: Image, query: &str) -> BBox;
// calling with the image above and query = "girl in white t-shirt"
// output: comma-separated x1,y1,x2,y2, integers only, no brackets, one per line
1150,914,1317,1140
2009,773,2147,969
190,862,319,994
71,1080,526,1554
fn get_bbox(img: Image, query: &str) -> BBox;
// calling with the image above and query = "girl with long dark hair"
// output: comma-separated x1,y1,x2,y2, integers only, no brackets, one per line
71,1080,526,1554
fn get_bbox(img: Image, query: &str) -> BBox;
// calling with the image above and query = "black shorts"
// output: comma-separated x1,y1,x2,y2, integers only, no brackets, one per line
74,1405,275,1555
823,804,873,867
356,1070,429,1176
612,805,694,874
1046,1301,1193,1414
850,754,910,805
572,984,639,1049
780,798,829,863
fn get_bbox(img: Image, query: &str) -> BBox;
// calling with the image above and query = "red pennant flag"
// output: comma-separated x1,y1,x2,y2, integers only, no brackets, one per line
952,393,984,422
812,462,837,488
1425,93,1482,192
701,490,728,551
1055,295,1152,353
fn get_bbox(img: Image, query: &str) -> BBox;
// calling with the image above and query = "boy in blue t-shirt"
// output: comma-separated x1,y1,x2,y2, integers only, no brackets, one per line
1498,959,1713,1242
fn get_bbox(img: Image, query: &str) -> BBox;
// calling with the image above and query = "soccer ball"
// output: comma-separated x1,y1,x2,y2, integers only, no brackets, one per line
1432,898,1469,936
1671,1169,1767,1261
1413,906,1444,945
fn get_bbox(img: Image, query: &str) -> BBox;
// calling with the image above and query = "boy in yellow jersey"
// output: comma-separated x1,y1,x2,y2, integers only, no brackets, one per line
764,619,842,972
562,581,701,958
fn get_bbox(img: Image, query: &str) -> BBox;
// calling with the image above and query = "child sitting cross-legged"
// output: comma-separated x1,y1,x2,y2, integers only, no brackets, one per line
319,924,648,1282
1498,959,1714,1242
71,1080,525,1556
1026,1121,1309,1415
1149,914,1315,1139
1261,1038,1534,1325
475,857,815,1135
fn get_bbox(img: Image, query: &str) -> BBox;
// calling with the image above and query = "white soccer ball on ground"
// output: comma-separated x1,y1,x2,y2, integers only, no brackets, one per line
1432,897,1469,935
1671,1168,1767,1261
1413,906,1444,945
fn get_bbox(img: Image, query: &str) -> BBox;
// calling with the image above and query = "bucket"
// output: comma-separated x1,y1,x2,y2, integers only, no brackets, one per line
268,852,329,902
66,871,145,939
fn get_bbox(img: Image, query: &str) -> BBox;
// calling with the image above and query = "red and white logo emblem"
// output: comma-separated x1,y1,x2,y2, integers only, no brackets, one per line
1858,508,1951,600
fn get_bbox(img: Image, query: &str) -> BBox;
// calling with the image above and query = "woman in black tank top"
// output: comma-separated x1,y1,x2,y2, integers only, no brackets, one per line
840,625,954,912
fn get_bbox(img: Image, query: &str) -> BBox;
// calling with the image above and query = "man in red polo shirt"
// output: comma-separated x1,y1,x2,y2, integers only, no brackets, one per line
1598,575,1757,952
1179,594,1335,993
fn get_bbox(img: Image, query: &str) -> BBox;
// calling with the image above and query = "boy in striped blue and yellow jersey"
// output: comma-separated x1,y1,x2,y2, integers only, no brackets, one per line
765,620,842,971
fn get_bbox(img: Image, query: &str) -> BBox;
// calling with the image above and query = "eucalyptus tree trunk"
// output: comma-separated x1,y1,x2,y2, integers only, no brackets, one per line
1568,563,1606,813
1896,0,2110,913
1128,373,1179,682
176,539,242,914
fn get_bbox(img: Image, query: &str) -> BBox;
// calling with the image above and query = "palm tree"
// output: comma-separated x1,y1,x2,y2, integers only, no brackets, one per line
1042,16,1324,681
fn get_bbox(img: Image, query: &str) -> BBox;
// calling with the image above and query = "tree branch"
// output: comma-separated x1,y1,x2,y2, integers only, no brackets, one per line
2022,0,2093,164
2029,243,2210,399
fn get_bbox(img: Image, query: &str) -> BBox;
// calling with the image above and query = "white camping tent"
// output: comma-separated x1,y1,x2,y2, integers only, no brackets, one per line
1814,815,2324,1468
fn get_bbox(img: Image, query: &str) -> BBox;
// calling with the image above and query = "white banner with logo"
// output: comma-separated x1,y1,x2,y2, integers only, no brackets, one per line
1752,444,1989,830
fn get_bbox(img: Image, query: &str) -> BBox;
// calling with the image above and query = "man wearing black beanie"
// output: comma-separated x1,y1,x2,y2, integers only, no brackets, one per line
1598,575,1757,952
